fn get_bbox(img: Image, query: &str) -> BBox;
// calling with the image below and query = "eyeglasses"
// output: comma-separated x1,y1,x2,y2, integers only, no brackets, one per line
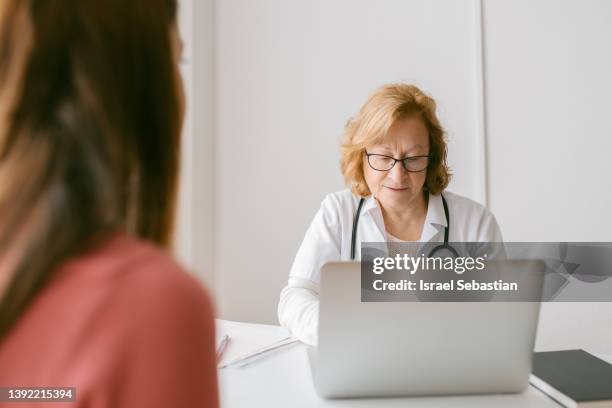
365,151,431,172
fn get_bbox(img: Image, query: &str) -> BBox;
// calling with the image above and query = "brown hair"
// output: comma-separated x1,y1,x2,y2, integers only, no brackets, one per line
340,83,451,197
0,0,180,337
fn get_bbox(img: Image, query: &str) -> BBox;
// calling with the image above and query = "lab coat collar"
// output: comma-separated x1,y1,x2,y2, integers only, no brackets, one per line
361,194,380,214
420,192,447,242
360,195,386,241
360,192,447,243
425,192,448,228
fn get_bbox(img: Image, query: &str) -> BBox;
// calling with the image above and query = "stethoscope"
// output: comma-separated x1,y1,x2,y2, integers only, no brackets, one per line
350,193,459,260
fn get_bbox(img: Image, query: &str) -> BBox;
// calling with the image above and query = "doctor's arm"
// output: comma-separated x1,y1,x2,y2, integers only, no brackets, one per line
277,194,342,346
278,277,320,346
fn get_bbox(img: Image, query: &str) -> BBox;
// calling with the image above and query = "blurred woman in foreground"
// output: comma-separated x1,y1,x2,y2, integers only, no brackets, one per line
0,0,218,406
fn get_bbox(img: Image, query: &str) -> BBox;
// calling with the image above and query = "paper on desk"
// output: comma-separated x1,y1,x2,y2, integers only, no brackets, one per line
215,319,296,368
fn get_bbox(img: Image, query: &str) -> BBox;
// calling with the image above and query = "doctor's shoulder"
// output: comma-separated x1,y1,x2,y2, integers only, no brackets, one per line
309,189,363,242
319,189,362,222
441,190,503,239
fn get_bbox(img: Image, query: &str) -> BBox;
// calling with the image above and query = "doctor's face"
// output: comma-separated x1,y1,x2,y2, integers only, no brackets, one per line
363,115,430,208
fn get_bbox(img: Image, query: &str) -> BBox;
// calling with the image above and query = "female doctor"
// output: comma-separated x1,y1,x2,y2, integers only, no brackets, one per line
277,83,503,346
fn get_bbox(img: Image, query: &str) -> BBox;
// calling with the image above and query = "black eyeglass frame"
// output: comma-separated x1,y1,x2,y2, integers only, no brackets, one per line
364,151,431,172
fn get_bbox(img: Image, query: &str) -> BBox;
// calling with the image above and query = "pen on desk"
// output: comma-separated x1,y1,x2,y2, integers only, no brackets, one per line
218,336,300,369
216,334,230,363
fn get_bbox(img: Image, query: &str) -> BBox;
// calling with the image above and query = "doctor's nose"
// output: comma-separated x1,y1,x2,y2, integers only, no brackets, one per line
387,161,409,182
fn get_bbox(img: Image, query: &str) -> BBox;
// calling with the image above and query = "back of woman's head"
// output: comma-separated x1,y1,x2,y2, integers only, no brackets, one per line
0,0,180,335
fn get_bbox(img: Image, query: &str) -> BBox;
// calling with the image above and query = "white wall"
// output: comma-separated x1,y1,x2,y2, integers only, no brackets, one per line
184,0,612,353
175,0,216,291
483,0,612,354
484,0,612,242
174,0,194,269
190,0,215,289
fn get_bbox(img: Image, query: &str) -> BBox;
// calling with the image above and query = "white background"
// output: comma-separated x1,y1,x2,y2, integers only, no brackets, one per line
176,0,612,353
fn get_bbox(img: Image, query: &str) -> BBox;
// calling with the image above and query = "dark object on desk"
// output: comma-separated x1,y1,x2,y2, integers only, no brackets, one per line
530,349,612,408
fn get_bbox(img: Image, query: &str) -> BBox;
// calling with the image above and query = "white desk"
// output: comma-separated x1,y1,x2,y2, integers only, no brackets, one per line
218,320,612,408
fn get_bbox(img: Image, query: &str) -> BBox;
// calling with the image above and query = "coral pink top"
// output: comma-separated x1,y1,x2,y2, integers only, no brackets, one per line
0,233,218,408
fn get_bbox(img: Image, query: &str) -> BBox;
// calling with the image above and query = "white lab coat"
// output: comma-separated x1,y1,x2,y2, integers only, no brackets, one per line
277,189,504,346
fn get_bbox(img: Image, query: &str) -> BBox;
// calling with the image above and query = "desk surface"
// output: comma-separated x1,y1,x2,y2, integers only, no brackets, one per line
217,320,609,408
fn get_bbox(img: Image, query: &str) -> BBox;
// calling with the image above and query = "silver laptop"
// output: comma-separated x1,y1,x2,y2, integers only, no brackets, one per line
309,260,545,399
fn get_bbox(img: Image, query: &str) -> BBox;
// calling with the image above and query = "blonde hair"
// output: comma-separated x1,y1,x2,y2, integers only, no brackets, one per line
340,83,451,197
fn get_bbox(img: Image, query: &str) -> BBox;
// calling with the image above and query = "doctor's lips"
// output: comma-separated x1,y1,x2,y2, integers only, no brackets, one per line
384,186,409,192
